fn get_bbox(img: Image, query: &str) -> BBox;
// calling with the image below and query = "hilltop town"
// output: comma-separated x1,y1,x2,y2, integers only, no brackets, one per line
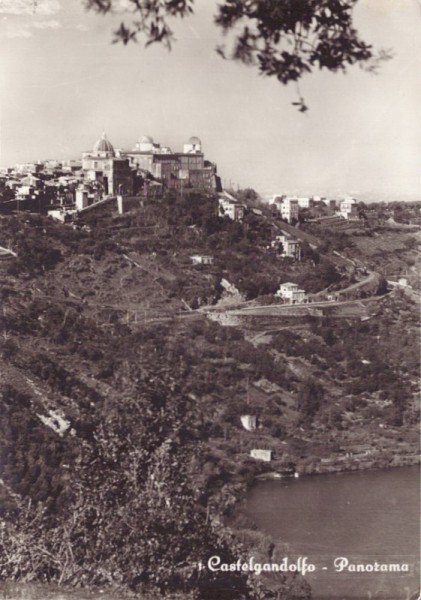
0,133,219,216
0,136,420,600
3,131,420,232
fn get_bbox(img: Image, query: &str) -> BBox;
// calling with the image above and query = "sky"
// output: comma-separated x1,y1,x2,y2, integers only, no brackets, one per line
0,0,420,202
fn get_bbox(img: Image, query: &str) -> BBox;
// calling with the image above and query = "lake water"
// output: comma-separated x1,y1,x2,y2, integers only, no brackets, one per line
245,466,420,600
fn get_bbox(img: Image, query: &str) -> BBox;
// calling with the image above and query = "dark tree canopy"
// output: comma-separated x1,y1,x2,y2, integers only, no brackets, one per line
85,0,390,110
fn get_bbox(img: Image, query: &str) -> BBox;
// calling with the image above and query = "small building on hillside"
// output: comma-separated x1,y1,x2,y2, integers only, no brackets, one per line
191,254,214,266
327,292,340,302
218,194,246,221
273,196,299,223
276,282,307,304
48,208,78,223
339,197,358,220
75,184,102,210
271,234,301,260
250,449,272,462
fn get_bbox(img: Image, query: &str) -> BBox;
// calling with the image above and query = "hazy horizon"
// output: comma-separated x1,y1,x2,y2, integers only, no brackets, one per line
0,0,420,203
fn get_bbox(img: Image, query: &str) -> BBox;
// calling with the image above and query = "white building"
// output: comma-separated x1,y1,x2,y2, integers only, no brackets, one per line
15,185,35,201
75,184,101,210
276,282,307,304
75,187,89,210
191,255,214,265
271,234,301,260
250,449,272,462
218,194,245,221
297,197,312,209
339,197,358,220
273,196,299,223
48,209,77,222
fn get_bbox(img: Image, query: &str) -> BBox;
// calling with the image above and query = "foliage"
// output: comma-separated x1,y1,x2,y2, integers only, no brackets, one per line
233,188,260,205
296,378,324,424
84,0,392,109
0,385,74,514
0,374,247,596
375,275,388,296
14,235,62,275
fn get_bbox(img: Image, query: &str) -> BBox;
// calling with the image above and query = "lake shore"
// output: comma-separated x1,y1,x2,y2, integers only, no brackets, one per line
293,450,420,477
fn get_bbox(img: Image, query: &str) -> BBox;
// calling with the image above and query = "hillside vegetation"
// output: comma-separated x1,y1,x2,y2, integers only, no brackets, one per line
0,192,419,599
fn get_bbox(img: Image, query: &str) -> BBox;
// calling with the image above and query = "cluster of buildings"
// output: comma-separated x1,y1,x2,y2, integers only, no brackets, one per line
217,192,304,262
0,133,221,216
271,194,359,224
0,159,83,213
78,133,220,206
217,192,305,263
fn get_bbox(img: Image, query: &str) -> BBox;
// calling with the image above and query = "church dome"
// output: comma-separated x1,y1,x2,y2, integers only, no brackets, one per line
188,136,201,145
93,132,114,155
139,135,154,144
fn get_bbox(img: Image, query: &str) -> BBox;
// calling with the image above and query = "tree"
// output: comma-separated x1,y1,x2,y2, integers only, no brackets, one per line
296,378,324,423
301,240,320,264
375,275,388,296
85,0,391,110
14,235,62,275
235,188,259,204
317,259,340,286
